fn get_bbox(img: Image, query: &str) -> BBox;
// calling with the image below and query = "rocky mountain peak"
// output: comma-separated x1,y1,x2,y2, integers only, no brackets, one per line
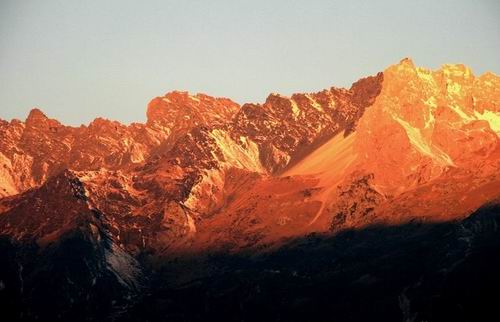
351,60,499,195
146,91,240,126
25,107,50,126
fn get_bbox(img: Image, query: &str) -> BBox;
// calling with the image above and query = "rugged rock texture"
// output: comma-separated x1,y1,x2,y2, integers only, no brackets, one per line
0,171,143,321
0,91,239,198
0,59,499,321
231,72,383,173
354,59,499,195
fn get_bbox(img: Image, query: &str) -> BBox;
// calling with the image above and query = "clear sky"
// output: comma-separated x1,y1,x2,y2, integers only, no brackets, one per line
1,0,499,125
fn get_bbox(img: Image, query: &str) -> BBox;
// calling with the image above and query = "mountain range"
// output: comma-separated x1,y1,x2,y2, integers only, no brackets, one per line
0,58,499,322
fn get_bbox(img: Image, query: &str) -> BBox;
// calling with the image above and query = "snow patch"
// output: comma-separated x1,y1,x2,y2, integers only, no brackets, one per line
209,129,264,172
447,82,462,96
474,110,500,133
422,96,437,128
290,99,300,119
393,116,454,166
305,94,323,111
443,64,472,78
183,168,224,210
416,68,435,84
189,95,200,103
449,104,475,122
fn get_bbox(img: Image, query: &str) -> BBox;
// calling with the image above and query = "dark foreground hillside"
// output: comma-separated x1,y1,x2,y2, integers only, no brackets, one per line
2,203,499,322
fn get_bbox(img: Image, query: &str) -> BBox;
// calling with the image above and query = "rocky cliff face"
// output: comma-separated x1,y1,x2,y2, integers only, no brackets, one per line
0,91,239,198
0,59,499,321
354,59,499,195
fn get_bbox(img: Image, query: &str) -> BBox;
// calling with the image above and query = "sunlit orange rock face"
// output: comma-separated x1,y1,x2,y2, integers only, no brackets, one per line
0,91,240,198
0,59,499,257
354,59,499,195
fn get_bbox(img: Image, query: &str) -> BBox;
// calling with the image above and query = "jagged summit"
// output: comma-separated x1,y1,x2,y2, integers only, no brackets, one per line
1,59,499,321
0,58,498,219
25,107,50,125
0,60,497,200
146,90,239,126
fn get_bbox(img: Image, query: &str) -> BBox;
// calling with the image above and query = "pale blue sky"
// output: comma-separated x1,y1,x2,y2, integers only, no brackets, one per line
1,0,499,125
